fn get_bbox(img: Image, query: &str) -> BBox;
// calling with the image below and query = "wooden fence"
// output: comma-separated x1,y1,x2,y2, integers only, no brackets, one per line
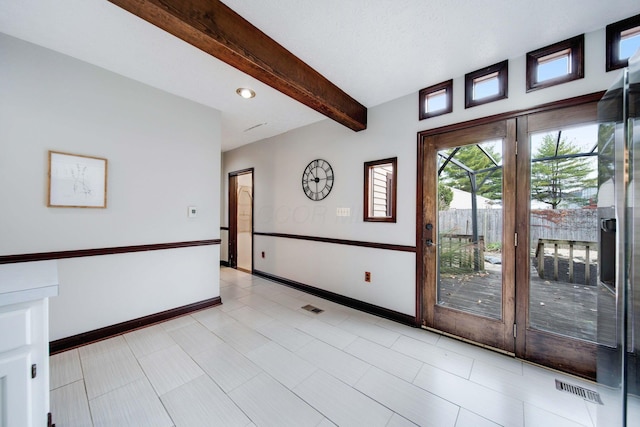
439,208,598,247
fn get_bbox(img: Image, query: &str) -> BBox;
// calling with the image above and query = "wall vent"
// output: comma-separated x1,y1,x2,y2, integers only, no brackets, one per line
555,379,603,404
301,304,324,314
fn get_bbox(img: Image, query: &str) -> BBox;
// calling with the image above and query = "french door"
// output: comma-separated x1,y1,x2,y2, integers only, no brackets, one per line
419,99,601,379
515,103,599,378
421,119,517,353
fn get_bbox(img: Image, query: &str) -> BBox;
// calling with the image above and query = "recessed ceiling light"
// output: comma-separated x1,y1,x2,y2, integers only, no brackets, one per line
236,87,256,99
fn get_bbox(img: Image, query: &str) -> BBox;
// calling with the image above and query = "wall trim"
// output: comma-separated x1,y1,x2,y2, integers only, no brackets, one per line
254,232,416,253
417,91,604,138
50,296,222,354
253,269,418,326
0,239,221,264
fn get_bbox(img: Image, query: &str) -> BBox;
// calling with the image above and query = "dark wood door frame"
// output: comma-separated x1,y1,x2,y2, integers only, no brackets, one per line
228,168,254,271
417,92,604,379
420,119,516,353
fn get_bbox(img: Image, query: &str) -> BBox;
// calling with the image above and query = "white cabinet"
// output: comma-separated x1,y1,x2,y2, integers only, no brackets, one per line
0,261,58,427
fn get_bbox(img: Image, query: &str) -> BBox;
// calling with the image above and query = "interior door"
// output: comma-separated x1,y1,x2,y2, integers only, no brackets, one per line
422,119,516,352
228,168,254,272
228,174,238,269
515,103,599,379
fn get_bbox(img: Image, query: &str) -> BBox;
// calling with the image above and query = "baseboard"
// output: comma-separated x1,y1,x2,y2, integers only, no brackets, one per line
220,260,230,267
50,297,222,354
253,270,417,327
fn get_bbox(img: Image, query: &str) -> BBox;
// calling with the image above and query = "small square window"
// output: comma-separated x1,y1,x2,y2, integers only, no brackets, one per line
607,13,640,71
473,72,500,99
464,60,508,108
419,80,453,120
537,49,571,81
526,35,584,92
364,157,397,223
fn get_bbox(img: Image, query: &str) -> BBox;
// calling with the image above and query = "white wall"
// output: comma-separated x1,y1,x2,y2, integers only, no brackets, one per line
0,34,222,340
222,27,624,318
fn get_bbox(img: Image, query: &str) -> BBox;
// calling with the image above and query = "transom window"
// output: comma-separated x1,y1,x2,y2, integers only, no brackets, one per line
473,72,499,99
419,80,453,120
537,49,571,81
620,26,640,60
465,60,508,108
526,35,584,92
606,13,640,71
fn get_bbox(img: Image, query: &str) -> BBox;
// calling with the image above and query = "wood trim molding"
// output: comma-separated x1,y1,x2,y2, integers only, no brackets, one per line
419,79,453,120
526,34,584,92
363,157,397,223
107,0,367,132
418,92,604,139
0,239,221,264
253,270,417,326
606,13,640,71
50,297,222,354
253,232,416,253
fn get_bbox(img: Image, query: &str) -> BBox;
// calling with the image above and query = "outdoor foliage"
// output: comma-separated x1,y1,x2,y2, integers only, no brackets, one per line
531,134,597,209
439,144,503,200
438,183,453,210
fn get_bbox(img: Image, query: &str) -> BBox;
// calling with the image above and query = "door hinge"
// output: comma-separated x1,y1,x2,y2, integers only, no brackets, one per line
513,324,517,338
31,363,37,379
515,143,518,155
514,233,518,247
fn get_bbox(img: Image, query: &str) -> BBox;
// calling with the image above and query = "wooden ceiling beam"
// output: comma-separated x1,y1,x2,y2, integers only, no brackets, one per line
108,0,367,131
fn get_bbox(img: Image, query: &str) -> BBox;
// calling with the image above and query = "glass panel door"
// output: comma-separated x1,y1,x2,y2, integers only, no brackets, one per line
515,102,599,380
437,139,504,320
528,124,599,341
422,119,516,353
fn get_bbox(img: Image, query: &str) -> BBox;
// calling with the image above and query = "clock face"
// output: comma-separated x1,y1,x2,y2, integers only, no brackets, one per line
302,159,334,201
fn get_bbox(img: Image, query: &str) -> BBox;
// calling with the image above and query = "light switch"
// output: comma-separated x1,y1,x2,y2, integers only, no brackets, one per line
188,206,197,218
336,207,351,217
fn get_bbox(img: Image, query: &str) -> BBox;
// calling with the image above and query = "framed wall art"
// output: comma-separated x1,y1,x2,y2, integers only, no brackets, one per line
47,151,108,208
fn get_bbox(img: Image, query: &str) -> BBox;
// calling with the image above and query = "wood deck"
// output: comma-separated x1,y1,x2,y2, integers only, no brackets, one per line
438,259,611,342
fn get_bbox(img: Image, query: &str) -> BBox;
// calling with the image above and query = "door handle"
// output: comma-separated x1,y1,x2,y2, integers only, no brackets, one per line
426,239,434,247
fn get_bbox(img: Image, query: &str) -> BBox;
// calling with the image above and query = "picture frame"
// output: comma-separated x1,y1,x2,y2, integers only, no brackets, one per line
47,151,108,208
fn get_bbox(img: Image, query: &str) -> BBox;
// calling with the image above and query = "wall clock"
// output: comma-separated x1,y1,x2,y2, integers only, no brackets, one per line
301,159,334,201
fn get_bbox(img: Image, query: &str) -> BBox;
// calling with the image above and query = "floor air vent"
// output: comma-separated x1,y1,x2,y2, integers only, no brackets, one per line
301,304,324,314
555,379,603,404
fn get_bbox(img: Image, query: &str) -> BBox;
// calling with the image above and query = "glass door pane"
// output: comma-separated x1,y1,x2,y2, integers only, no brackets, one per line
437,139,504,319
528,124,599,341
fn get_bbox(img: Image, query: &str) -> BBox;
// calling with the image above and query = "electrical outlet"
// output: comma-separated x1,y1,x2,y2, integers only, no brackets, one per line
365,271,371,282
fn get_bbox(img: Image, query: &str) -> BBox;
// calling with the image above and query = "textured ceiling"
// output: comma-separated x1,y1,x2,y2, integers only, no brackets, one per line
1,0,639,151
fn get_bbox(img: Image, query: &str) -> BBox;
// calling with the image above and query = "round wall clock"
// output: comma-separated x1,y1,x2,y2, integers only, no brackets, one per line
301,159,334,201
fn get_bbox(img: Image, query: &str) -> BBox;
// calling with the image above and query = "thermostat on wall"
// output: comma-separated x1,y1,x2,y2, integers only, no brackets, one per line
188,206,197,218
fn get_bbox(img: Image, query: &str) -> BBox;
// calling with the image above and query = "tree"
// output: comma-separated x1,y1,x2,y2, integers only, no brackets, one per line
531,134,597,209
438,183,453,210
439,144,503,200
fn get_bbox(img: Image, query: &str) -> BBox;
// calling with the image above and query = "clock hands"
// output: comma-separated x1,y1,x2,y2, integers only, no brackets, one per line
302,159,333,201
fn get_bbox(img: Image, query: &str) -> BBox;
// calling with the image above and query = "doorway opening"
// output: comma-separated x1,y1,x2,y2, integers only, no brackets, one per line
229,168,253,273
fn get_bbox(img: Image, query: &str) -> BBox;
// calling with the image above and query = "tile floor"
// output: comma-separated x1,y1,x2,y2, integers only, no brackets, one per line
49,267,631,426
